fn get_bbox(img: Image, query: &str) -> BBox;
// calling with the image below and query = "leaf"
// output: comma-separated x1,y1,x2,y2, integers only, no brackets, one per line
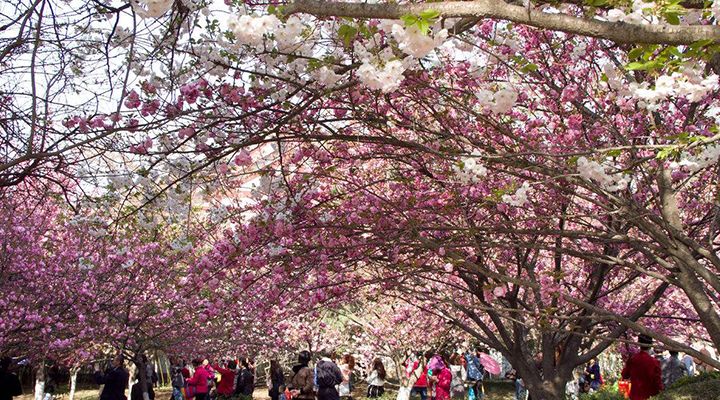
520,63,539,73
419,9,440,20
338,24,358,46
416,20,430,35
628,46,645,60
688,39,713,52
626,61,647,70
656,147,675,160
665,12,680,25
606,149,622,157
400,14,418,27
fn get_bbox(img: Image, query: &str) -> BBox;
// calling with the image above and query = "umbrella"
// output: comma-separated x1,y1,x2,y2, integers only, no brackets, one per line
478,353,501,375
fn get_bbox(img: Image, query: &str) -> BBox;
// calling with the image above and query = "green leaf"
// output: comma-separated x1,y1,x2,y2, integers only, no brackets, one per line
688,39,713,51
628,46,645,60
416,20,430,35
626,61,647,70
338,24,358,46
520,63,538,73
606,149,622,157
400,14,418,27
665,12,680,25
419,9,440,20
656,147,675,160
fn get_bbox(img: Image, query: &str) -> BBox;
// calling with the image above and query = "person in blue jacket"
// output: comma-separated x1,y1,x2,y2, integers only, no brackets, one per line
464,349,485,400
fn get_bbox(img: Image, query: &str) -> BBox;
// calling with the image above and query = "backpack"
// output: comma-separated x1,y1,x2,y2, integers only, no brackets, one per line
315,361,342,388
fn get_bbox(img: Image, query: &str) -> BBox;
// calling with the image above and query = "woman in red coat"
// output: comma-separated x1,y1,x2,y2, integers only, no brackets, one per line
187,359,213,400
429,354,453,400
621,335,663,400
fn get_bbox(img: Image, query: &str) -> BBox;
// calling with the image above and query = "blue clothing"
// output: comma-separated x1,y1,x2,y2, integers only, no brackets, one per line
464,355,484,382
586,362,601,390
410,387,426,400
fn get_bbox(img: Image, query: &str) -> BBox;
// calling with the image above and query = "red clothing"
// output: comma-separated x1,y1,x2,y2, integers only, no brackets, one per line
213,365,236,396
434,368,452,400
182,368,191,379
621,350,663,400
187,366,213,395
413,366,429,388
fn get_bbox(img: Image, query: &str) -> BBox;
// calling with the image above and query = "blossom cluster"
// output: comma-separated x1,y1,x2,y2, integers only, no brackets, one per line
390,24,448,59
631,66,719,107
577,157,629,192
357,60,407,93
229,14,282,47
475,88,519,114
132,0,174,18
604,0,655,24
453,155,488,184
670,142,720,172
502,181,533,207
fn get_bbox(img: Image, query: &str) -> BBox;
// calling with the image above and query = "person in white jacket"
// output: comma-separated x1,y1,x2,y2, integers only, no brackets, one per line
366,359,386,398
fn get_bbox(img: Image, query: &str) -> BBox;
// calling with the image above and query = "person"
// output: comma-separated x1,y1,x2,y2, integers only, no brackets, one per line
0,357,22,400
661,350,688,389
141,355,158,388
289,351,315,400
187,359,213,400
43,365,62,400
235,358,255,399
315,352,343,400
584,359,602,391
681,353,696,377
267,360,285,400
338,354,355,399
506,369,527,400
409,352,431,400
170,358,185,400
94,355,130,400
621,334,663,400
428,354,452,400
131,372,156,400
464,349,485,400
365,358,386,398
214,360,237,400
448,354,466,399
278,384,288,400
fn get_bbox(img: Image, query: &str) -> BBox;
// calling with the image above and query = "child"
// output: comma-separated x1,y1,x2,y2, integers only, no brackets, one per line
279,384,289,400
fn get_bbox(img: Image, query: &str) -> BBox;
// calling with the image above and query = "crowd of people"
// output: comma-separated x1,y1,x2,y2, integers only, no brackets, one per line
568,334,703,400
0,337,717,400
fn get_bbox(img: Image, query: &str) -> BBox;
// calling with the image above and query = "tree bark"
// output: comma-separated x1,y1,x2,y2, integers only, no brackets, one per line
34,363,45,400
69,366,80,400
285,0,720,45
136,355,151,400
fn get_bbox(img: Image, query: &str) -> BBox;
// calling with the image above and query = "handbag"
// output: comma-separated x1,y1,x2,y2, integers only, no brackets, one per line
396,386,410,400
617,380,631,399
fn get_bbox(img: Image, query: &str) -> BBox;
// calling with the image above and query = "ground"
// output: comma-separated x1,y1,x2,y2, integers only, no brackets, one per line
17,381,516,400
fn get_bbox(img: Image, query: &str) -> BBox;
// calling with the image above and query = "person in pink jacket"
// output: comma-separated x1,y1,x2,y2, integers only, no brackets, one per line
186,359,213,400
429,354,453,400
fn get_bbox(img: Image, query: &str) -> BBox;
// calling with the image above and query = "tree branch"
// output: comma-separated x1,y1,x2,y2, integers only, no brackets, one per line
285,0,720,45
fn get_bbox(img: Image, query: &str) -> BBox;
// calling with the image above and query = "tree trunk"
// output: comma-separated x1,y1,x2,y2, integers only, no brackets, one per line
136,356,151,400
34,363,45,400
128,361,138,397
69,366,80,400
525,377,567,400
